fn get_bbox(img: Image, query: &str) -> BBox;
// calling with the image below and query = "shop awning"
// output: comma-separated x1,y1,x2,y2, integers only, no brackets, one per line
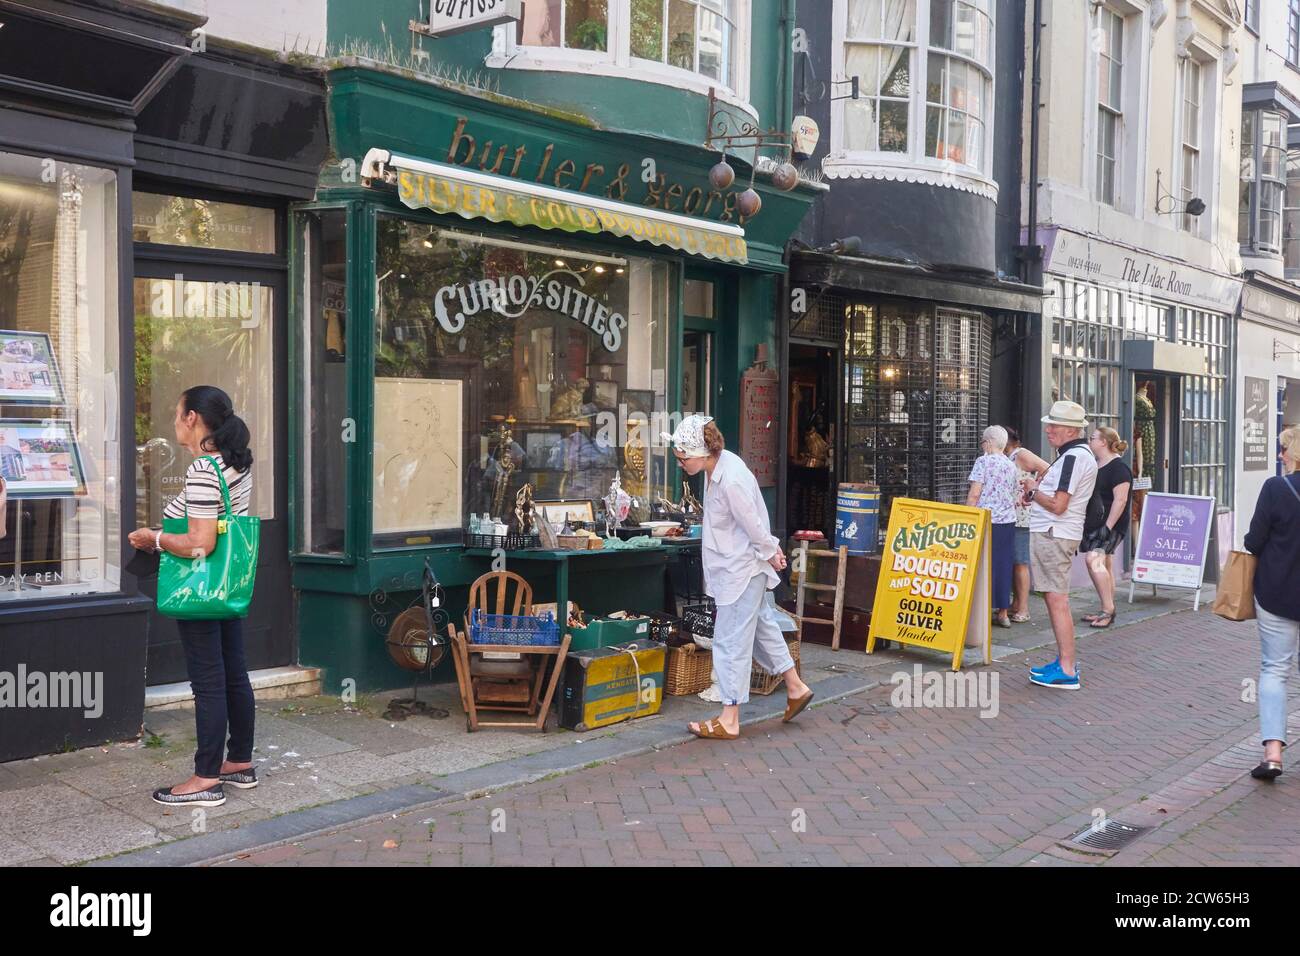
361,148,748,265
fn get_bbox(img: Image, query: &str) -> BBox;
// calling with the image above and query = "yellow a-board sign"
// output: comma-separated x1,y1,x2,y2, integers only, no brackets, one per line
866,498,992,671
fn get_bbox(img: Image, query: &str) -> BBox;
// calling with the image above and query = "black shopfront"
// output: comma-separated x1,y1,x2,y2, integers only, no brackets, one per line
781,254,1040,545
0,0,327,762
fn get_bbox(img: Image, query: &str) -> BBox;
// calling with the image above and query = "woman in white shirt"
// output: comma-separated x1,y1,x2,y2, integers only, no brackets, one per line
662,415,814,739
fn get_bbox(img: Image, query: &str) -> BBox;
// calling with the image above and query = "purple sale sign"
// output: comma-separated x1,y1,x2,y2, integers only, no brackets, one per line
1132,493,1216,589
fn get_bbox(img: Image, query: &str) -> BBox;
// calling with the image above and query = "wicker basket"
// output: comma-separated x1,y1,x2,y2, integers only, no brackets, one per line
664,642,713,696
558,534,603,550
750,637,801,695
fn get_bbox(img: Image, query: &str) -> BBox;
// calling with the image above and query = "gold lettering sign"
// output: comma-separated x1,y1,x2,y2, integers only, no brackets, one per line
398,169,748,264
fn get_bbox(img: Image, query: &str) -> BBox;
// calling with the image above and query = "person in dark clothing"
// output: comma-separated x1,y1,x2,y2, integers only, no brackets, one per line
1080,426,1132,629
1244,426,1300,781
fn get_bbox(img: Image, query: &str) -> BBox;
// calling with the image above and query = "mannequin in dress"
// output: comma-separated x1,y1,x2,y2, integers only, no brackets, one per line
1134,382,1156,480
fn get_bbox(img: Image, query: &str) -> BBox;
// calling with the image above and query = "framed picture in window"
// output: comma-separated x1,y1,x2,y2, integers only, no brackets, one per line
535,499,595,525
593,379,619,411
622,389,655,419
0,419,87,498
524,430,563,469
0,331,65,405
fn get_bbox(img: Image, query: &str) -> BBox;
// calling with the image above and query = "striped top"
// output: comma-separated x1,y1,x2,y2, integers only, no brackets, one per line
162,453,252,520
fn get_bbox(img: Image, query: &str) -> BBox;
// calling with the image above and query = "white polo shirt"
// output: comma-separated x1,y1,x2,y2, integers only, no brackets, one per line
1028,438,1097,541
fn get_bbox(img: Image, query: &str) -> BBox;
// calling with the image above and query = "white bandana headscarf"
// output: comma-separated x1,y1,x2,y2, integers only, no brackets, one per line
662,414,714,458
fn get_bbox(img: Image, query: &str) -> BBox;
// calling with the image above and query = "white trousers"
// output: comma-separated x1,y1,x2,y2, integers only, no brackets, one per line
713,573,796,706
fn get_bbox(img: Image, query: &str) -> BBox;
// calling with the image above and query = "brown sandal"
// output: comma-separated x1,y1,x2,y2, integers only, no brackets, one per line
783,690,815,723
689,718,738,740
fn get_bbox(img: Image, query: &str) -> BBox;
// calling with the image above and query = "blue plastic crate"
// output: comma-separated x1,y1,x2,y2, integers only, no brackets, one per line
468,609,561,646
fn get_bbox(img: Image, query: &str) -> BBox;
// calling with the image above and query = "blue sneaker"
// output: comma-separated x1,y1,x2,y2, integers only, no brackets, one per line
1029,658,1059,675
1030,660,1080,690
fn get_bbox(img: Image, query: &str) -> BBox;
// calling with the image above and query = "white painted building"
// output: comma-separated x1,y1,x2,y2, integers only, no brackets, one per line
1025,0,1244,577
1232,0,1300,546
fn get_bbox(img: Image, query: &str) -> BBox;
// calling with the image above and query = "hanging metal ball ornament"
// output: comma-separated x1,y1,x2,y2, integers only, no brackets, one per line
709,160,735,190
737,188,762,217
771,162,799,191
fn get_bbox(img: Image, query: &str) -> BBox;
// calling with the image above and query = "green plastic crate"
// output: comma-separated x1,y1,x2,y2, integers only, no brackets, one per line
567,616,653,652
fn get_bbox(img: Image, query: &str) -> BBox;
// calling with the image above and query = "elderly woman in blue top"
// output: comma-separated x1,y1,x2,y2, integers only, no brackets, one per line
662,415,814,739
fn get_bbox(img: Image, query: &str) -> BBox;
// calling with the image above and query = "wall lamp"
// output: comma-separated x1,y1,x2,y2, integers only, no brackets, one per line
1154,169,1206,218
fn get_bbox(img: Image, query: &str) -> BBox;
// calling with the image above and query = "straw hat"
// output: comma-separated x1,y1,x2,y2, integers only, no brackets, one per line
1040,400,1089,428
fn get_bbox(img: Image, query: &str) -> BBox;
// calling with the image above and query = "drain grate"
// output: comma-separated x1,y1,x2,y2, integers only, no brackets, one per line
1065,820,1151,852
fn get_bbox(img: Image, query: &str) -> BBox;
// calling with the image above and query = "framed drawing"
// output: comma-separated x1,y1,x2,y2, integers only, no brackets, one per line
372,377,462,534
535,499,595,525
0,331,65,405
0,419,87,497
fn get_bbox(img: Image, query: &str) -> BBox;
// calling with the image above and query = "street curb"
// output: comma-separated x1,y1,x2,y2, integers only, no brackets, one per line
90,596,1197,868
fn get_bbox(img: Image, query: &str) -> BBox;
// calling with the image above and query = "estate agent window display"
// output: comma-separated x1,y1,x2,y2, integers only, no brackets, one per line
0,150,121,601
371,219,674,548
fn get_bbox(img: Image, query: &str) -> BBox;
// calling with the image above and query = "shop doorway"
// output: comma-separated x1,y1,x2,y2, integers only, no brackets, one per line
1130,373,1178,537
133,192,293,685
786,343,837,538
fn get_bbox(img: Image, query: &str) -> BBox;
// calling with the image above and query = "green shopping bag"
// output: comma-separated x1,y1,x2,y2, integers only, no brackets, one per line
157,456,259,620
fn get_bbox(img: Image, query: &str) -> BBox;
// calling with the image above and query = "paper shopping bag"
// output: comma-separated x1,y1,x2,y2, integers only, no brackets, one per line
1212,551,1257,622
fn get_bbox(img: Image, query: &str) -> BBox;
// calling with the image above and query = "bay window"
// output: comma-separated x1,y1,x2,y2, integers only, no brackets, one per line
1240,110,1288,258
1286,148,1300,276
499,0,748,101
829,0,995,186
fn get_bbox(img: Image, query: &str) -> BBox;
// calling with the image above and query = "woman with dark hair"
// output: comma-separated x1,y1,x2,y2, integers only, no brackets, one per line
128,386,255,808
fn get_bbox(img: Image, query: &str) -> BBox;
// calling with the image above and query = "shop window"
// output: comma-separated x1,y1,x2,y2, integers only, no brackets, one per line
132,192,276,255
297,208,349,556
372,220,672,548
0,151,120,600
132,276,276,524
842,299,990,541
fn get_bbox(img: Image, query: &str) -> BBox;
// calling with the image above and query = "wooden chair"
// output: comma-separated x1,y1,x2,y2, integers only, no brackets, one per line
450,570,570,731
467,569,533,622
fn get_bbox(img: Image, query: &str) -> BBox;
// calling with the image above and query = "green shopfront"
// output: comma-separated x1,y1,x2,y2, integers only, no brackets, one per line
292,66,819,690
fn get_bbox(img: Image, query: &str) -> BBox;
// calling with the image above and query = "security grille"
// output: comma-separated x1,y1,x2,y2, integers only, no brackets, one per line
842,301,991,544
791,290,847,343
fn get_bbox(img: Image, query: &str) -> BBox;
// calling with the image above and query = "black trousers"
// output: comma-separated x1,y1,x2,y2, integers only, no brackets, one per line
177,618,256,779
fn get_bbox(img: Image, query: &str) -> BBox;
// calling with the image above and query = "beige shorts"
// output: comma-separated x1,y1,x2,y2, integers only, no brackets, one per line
1030,529,1078,594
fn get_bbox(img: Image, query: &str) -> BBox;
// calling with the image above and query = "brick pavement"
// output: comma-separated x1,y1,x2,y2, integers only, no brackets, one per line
211,608,1298,866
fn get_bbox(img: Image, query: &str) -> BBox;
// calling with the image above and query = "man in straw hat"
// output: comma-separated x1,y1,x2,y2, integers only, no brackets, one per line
662,414,815,738
1020,400,1097,690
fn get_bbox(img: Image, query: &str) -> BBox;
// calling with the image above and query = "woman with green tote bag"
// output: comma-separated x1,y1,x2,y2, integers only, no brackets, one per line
129,386,258,808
